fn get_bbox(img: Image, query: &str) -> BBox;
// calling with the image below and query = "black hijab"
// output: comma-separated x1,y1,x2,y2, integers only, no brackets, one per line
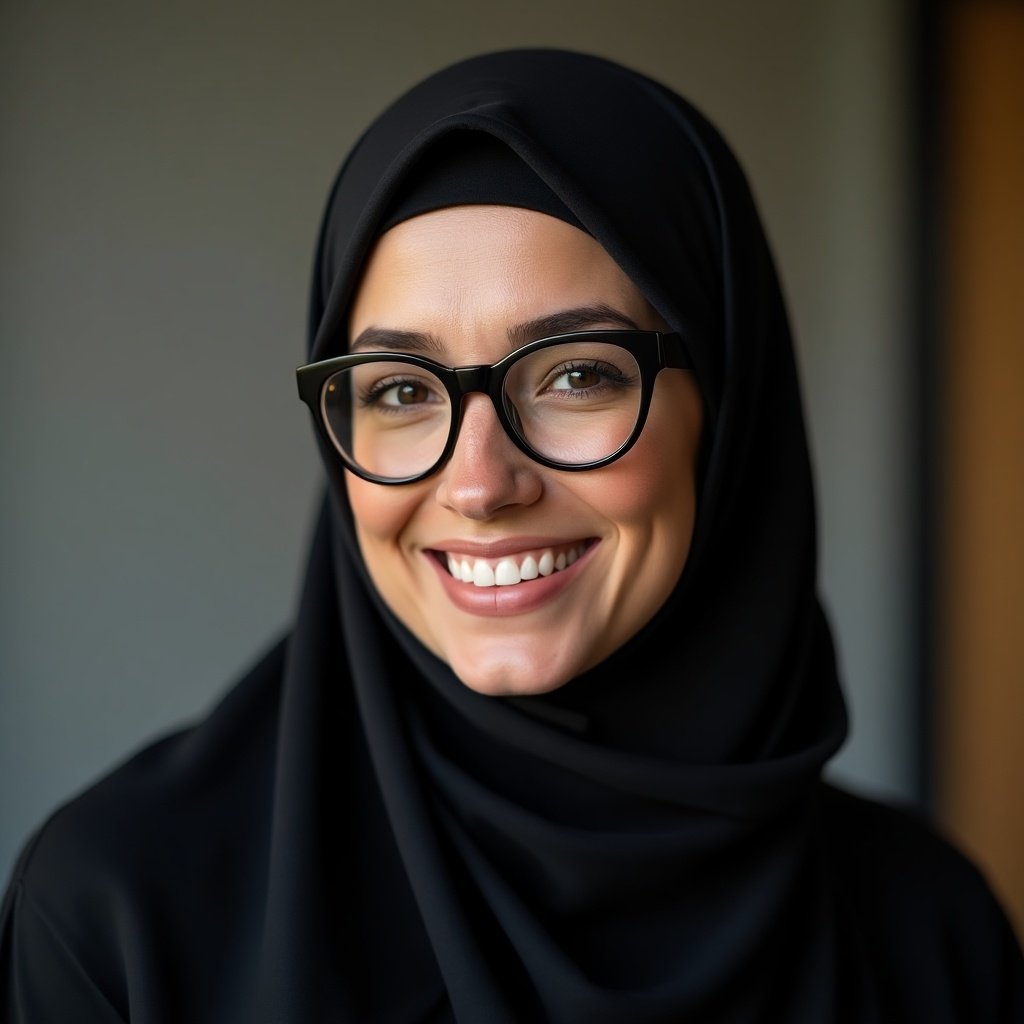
261,48,852,1022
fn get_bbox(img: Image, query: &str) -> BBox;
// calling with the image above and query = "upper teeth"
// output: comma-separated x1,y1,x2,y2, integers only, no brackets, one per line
445,545,587,587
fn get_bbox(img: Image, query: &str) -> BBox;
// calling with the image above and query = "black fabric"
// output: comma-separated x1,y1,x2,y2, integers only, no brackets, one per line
3,49,1023,1023
380,132,586,234
3,684,1023,1023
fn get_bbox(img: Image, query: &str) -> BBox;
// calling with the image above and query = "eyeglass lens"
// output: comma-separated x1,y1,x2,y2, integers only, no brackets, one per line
321,340,644,479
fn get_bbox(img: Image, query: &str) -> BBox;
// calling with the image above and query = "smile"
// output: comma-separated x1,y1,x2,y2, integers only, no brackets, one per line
439,541,590,587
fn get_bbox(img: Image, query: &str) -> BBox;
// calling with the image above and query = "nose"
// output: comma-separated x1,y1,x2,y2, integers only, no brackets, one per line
435,394,543,519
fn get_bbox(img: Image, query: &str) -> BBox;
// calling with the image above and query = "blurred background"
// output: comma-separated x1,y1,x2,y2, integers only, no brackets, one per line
2,1,1021,932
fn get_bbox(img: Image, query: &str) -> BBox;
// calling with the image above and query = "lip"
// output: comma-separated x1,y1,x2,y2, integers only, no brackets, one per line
425,538,599,617
429,536,588,559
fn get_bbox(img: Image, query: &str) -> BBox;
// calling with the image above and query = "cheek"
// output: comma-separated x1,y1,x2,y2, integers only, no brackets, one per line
630,375,703,529
598,450,689,525
582,427,698,536
344,474,421,555
571,378,702,583
588,464,696,583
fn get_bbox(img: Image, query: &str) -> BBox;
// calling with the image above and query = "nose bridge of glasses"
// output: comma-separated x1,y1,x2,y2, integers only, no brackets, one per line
449,363,525,452
451,363,508,423
452,363,492,396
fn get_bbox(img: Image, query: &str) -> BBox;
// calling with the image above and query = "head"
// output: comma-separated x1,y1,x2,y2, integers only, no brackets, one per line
342,203,703,695
302,50,837,760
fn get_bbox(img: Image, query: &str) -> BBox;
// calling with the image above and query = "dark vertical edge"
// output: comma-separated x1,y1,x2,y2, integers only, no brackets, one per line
909,0,948,810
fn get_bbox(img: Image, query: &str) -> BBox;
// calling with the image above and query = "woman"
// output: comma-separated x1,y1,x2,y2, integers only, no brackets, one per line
2,49,1021,1023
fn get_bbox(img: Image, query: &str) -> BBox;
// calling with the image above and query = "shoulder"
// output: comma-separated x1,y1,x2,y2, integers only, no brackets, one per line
820,782,1024,1020
1,637,288,1020
819,782,1007,919
15,634,286,887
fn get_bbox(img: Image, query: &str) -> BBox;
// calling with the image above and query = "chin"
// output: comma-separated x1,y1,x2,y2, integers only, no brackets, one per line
446,648,580,697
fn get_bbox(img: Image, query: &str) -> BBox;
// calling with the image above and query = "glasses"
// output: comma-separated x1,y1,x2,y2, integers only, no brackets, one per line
296,330,693,485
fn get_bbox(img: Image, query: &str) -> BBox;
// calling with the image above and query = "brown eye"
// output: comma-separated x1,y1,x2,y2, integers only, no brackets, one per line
551,365,606,392
372,378,442,408
394,382,430,405
563,368,601,390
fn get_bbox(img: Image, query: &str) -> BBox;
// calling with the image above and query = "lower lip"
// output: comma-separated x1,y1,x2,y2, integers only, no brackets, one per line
426,542,599,617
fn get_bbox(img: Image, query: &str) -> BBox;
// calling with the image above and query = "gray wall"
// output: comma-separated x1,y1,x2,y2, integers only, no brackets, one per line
1,1,914,881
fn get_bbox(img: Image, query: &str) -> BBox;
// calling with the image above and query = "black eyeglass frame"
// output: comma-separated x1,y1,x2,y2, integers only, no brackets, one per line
296,330,693,485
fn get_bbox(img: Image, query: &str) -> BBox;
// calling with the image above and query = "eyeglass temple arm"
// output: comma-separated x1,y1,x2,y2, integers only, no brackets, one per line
658,332,694,370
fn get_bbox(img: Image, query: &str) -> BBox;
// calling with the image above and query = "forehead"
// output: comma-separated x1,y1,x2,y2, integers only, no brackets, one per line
348,206,658,351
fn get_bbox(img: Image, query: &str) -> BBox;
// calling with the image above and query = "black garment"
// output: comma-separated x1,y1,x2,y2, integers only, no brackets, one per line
3,49,1023,1022
2,633,1022,1022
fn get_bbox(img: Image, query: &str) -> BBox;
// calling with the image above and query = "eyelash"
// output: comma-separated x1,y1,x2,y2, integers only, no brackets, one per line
357,376,439,408
545,361,637,393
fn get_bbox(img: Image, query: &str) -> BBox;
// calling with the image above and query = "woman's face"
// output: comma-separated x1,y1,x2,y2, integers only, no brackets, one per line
345,205,703,695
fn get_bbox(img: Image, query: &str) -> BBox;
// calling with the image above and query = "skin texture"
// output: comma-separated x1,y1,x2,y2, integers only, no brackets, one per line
345,205,703,695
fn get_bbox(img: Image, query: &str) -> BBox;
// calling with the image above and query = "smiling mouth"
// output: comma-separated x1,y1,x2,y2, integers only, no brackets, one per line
431,540,594,588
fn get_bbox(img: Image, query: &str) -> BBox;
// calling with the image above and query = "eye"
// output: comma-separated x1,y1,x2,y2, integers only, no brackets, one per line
548,361,633,394
381,381,431,406
357,373,446,410
552,366,603,391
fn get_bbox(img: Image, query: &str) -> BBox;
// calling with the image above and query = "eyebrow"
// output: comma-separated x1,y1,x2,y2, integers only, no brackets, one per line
507,304,641,348
349,303,642,355
348,327,446,355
